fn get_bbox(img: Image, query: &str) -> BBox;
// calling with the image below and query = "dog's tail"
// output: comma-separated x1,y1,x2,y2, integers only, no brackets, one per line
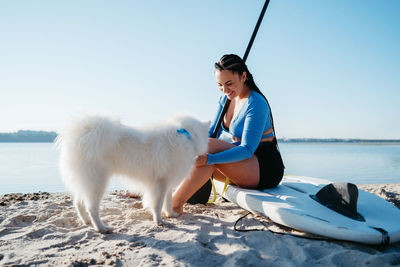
56,115,121,161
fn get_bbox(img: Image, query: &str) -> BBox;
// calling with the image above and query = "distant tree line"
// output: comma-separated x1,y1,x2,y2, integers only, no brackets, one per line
0,130,398,143
0,130,57,142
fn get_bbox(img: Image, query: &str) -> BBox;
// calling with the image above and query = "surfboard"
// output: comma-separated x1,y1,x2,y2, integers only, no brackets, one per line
213,175,400,245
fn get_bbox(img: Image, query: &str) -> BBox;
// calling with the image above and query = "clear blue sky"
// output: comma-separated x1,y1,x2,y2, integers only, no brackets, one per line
1,0,399,139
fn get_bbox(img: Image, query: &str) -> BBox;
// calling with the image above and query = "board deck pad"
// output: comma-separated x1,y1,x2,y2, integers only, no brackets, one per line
214,175,400,245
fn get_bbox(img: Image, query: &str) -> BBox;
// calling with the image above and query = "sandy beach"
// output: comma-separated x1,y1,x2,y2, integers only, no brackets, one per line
1,184,400,266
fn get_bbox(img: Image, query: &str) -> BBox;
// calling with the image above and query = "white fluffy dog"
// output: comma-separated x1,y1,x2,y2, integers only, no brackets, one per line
56,114,209,233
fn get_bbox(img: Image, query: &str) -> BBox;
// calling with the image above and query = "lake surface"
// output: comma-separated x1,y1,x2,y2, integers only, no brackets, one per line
0,142,399,194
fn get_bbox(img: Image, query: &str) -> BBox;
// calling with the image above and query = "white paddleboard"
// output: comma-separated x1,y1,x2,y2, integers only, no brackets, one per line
214,175,400,245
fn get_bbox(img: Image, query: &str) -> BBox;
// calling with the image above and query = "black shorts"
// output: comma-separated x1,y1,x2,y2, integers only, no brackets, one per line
254,142,284,190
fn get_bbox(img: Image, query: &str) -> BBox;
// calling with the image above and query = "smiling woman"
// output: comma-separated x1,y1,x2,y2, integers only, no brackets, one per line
172,54,284,214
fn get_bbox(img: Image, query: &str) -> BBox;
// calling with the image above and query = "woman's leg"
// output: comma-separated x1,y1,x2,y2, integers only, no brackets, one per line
208,138,260,188
172,138,260,214
172,163,215,214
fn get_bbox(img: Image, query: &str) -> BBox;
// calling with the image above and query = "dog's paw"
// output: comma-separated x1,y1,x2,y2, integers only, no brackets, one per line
153,218,164,226
163,210,180,218
80,218,91,226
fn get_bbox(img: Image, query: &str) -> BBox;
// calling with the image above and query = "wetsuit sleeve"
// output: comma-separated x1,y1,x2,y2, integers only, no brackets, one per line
208,96,226,138
206,100,267,165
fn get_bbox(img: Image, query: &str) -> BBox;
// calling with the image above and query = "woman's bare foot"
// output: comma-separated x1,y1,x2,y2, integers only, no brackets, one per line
172,203,184,216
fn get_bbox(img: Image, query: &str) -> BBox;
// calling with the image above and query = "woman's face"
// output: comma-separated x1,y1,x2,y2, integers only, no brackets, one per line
215,69,247,100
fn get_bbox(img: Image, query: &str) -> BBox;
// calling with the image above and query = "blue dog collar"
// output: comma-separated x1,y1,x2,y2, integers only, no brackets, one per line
177,128,191,140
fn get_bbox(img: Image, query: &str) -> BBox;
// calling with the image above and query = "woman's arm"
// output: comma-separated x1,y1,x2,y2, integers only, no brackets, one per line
206,101,268,165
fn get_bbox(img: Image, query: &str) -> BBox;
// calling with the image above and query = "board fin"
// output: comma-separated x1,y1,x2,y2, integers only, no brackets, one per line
310,182,365,222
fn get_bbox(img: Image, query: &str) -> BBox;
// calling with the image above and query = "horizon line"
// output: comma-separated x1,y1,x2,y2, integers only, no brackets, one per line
0,130,399,142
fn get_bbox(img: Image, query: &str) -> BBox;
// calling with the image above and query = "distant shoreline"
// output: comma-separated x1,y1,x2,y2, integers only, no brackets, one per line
0,130,399,143
0,130,57,143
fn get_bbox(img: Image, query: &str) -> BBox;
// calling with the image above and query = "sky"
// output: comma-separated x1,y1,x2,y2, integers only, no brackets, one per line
1,0,399,139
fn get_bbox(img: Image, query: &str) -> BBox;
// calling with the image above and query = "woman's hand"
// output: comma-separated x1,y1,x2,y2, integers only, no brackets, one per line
195,154,208,168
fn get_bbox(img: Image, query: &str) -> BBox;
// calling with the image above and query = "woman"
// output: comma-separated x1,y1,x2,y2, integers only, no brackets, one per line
172,54,284,214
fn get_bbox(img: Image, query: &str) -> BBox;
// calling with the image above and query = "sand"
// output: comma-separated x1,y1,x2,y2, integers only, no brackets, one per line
1,184,400,266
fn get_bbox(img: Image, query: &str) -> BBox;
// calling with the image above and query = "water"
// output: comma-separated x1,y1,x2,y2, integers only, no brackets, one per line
0,142,399,194
0,143,125,194
279,142,400,184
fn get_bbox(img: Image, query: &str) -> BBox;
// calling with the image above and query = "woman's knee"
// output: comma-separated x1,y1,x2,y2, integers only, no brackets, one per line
211,168,226,180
